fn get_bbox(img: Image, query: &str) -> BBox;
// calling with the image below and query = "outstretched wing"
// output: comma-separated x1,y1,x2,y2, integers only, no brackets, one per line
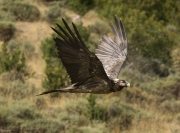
95,16,127,80
52,19,111,87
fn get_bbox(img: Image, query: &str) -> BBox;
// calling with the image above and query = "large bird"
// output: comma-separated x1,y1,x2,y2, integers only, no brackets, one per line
38,16,130,95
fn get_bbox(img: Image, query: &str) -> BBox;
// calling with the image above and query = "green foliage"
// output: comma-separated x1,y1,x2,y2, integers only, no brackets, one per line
67,0,95,15
172,45,180,72
176,113,180,122
93,0,179,70
94,0,180,25
86,94,103,120
0,0,40,21
35,97,47,110
0,21,15,42
40,0,61,2
46,1,67,22
0,102,65,133
0,43,28,76
41,36,70,97
47,4,62,20
160,100,180,114
103,102,135,130
0,78,35,100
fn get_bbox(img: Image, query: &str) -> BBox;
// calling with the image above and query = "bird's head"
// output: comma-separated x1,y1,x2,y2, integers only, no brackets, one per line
118,80,130,87
113,79,130,92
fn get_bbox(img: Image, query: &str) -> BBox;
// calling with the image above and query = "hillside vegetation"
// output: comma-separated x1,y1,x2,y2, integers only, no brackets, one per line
0,0,180,133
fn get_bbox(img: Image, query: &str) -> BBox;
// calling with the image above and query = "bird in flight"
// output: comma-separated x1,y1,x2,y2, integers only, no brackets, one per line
38,16,130,95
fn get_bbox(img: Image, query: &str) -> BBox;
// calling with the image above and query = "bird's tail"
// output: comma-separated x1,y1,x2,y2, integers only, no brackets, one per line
37,84,75,96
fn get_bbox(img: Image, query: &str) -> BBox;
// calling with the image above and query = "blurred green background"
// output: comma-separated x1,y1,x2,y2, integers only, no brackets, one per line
0,0,180,132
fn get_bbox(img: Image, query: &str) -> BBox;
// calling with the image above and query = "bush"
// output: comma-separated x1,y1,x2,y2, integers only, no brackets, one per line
86,94,104,120
35,97,47,110
47,4,62,20
40,0,61,2
0,21,15,42
140,73,180,102
176,113,180,122
0,102,65,133
0,43,26,74
103,102,135,131
0,78,36,100
172,45,180,72
1,0,40,21
7,40,37,60
44,1,67,23
67,0,95,15
0,10,16,21
160,100,180,114
94,0,178,70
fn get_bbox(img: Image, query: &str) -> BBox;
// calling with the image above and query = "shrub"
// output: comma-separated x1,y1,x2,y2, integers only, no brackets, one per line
1,1,40,21
103,102,135,130
0,102,65,133
67,0,95,15
94,0,178,70
0,10,16,21
40,0,61,2
0,43,25,73
35,97,47,110
79,123,109,133
86,94,104,120
7,40,37,60
176,113,180,122
160,100,180,114
47,4,62,20
140,73,180,102
172,46,180,72
0,41,33,84
0,21,15,42
64,96,87,115
0,78,36,100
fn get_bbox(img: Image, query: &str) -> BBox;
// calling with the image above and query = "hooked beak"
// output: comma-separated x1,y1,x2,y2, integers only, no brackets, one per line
119,81,130,87
126,82,130,87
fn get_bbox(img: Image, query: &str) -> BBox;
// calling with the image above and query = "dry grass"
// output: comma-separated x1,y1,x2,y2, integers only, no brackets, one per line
13,21,53,88
82,10,101,26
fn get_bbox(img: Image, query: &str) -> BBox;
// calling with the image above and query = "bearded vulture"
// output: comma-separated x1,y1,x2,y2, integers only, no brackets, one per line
38,16,130,95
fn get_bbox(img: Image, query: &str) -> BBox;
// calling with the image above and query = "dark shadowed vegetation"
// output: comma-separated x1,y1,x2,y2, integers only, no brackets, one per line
0,21,15,42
